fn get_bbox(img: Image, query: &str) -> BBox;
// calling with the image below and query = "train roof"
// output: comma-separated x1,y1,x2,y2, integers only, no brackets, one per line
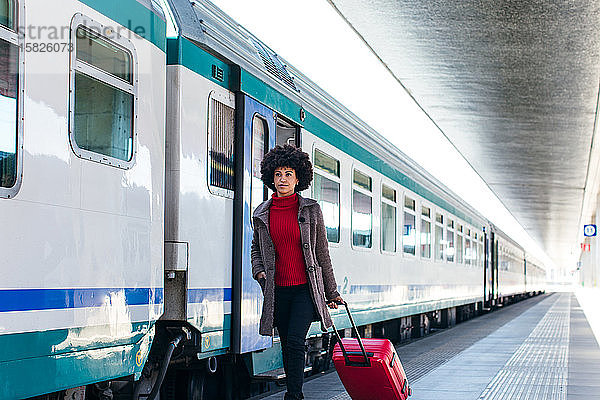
166,0,492,229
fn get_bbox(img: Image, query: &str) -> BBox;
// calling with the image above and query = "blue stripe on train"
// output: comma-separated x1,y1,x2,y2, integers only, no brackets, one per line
187,288,232,303
0,288,164,312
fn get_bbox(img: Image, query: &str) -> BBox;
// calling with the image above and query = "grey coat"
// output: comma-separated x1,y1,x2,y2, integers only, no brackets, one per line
251,194,340,336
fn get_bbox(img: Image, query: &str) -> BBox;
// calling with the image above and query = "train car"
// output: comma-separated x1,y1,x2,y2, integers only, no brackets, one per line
0,0,546,399
525,254,547,295
0,0,167,398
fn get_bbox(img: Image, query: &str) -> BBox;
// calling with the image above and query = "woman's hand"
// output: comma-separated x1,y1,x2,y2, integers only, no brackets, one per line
327,296,344,309
255,271,266,280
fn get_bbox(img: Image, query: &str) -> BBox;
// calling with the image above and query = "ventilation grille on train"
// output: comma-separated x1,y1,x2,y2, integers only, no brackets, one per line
251,39,298,92
209,99,235,194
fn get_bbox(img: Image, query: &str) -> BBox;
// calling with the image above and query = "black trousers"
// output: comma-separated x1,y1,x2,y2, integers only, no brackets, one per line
274,284,316,399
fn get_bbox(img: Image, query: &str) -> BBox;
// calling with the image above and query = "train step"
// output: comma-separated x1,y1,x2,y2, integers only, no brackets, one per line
253,366,313,381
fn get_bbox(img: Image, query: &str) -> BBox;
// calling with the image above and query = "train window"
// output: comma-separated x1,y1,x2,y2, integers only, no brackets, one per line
403,196,416,255
76,28,132,83
420,206,431,258
352,190,372,248
0,0,20,197
465,235,471,265
353,169,372,191
456,223,463,263
314,173,340,243
70,17,137,168
446,219,455,262
421,206,430,218
251,116,267,214
314,149,339,177
381,185,396,252
435,213,444,261
0,0,14,29
382,184,396,202
208,94,235,196
313,149,340,243
404,196,415,211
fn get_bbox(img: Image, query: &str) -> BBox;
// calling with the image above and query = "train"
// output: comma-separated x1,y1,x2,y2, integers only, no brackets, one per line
0,0,546,399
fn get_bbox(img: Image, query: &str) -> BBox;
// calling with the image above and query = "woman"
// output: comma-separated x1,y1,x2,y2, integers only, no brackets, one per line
251,144,343,400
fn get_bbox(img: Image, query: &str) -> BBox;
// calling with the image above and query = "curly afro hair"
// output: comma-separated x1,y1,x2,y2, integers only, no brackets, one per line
260,145,313,193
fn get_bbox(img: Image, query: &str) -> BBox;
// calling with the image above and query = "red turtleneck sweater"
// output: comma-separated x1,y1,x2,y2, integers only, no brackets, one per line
269,193,308,286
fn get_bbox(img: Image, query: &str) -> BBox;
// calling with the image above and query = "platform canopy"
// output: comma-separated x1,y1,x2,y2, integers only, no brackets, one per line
328,0,600,270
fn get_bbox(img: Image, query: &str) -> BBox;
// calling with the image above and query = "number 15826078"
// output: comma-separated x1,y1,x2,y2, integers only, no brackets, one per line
25,42,73,52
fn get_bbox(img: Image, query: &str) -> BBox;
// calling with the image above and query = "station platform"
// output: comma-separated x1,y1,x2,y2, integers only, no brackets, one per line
255,292,600,400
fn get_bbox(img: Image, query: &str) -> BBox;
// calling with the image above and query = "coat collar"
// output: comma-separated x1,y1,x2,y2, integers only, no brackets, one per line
253,193,318,226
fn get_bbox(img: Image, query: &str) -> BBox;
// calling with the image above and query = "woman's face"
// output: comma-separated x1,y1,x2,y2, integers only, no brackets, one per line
273,167,299,197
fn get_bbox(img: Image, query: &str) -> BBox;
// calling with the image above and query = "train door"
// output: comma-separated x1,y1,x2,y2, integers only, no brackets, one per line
232,94,276,353
491,234,499,306
484,231,490,308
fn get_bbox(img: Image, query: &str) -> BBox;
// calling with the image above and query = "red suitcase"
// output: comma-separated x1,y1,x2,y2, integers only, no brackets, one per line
332,302,412,400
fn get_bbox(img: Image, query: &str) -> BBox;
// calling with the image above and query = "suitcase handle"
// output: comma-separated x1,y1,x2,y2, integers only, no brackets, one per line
331,300,370,367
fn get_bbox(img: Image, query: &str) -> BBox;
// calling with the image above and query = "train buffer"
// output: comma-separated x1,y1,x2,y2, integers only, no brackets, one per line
255,292,600,400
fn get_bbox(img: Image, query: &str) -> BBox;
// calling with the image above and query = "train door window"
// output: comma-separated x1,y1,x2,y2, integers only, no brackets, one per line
446,218,455,262
456,223,463,263
420,205,431,258
403,196,416,255
465,229,471,265
70,16,137,168
313,149,340,243
276,116,298,147
435,213,444,261
0,0,19,197
381,184,396,252
352,169,372,248
207,93,235,197
251,115,268,214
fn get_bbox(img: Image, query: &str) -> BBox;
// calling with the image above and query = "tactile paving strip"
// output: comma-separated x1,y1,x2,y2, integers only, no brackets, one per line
477,294,570,400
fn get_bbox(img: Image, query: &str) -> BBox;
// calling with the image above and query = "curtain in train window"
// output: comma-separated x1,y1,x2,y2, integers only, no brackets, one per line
72,27,134,163
314,173,340,243
420,218,431,258
208,98,235,193
465,237,472,265
446,221,455,262
352,190,372,248
381,202,396,252
456,233,463,263
0,37,18,188
435,223,444,261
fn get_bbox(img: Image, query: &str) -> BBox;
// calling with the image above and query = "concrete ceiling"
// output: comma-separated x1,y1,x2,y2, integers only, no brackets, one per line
328,0,600,269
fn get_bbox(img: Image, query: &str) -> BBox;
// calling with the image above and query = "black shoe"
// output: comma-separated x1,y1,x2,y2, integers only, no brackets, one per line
284,392,304,400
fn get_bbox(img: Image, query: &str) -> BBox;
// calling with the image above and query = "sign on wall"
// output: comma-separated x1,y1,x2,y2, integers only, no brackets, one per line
584,224,597,237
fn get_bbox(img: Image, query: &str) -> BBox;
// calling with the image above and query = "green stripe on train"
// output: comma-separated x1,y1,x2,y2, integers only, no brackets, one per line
0,321,150,363
167,36,477,226
308,295,483,336
79,0,166,51
0,325,153,399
